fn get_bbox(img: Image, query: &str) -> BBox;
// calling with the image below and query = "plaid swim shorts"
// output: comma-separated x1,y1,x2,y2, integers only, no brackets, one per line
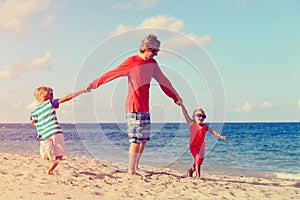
126,112,151,143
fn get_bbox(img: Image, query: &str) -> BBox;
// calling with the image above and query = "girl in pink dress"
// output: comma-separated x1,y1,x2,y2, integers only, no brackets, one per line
180,104,227,179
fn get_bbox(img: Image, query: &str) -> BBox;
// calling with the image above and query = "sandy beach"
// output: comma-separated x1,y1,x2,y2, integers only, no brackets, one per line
0,153,299,200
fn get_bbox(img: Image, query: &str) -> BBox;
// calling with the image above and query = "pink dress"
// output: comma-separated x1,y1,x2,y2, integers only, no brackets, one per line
189,122,208,165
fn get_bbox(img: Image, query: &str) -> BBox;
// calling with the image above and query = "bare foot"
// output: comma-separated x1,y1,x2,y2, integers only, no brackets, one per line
48,160,59,175
127,172,142,177
135,168,147,174
187,168,194,177
48,170,54,175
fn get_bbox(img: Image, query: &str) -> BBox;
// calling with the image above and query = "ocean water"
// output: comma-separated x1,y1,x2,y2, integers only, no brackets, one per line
0,122,299,179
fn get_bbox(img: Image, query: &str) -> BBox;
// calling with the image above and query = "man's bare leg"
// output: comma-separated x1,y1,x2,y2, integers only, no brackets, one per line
135,141,147,171
128,142,140,175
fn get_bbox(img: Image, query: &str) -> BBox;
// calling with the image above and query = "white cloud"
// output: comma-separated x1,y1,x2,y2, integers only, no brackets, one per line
298,99,300,109
163,34,212,50
0,65,20,79
261,101,273,108
234,102,252,112
0,51,52,79
108,15,211,47
26,51,52,69
186,33,212,46
108,15,185,36
16,51,52,70
0,0,50,35
113,0,157,10
109,24,133,35
137,15,185,31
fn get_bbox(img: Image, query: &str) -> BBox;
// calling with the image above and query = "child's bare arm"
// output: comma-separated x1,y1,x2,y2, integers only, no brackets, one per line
30,120,35,126
58,87,88,104
181,104,193,126
208,127,227,140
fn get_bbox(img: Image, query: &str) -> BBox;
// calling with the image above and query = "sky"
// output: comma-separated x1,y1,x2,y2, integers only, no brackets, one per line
0,0,299,123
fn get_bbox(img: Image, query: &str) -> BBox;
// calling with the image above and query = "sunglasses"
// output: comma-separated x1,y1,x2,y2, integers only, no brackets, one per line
149,48,160,54
195,113,206,119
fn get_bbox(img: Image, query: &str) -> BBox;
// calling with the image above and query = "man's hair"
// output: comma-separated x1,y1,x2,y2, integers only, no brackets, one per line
139,34,160,52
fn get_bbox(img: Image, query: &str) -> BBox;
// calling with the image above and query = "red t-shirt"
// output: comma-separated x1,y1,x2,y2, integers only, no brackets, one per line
90,55,179,112
189,123,208,148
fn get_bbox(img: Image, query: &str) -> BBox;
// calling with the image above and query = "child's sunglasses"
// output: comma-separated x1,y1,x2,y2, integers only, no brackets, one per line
195,113,206,119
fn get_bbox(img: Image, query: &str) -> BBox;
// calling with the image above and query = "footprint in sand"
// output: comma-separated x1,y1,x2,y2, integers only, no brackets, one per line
44,192,55,196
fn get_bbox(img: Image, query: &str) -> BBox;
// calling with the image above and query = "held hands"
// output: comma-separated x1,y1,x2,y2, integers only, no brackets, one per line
220,135,227,140
84,85,92,93
175,97,183,106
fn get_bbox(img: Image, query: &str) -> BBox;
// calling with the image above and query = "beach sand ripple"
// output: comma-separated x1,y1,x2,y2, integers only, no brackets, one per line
0,153,299,200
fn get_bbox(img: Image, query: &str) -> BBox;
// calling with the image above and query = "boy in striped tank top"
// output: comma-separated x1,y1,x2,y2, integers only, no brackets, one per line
30,86,88,175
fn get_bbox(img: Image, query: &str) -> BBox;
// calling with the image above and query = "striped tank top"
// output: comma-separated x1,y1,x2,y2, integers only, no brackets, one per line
30,99,63,140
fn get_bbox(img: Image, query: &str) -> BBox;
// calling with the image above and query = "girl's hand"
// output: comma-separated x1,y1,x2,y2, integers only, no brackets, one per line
220,135,227,140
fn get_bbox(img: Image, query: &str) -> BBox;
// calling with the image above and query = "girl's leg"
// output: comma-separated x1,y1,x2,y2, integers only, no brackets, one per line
189,147,199,177
195,158,204,179
195,164,201,179
187,163,195,177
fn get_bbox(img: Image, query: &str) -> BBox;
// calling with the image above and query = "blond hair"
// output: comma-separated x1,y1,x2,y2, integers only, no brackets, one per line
192,108,205,118
34,86,53,102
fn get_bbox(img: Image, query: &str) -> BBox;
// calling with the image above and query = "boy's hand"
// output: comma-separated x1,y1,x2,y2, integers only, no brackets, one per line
35,134,42,141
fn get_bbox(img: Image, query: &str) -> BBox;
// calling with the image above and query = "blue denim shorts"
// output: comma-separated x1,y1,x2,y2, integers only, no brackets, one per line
126,112,151,143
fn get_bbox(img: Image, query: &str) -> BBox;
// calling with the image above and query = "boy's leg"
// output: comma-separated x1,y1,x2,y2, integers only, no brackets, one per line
46,150,56,162
47,156,63,175
48,160,59,175
40,139,53,160
47,134,65,175
52,134,65,158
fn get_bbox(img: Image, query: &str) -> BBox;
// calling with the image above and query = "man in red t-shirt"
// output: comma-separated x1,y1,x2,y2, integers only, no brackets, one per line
87,34,182,175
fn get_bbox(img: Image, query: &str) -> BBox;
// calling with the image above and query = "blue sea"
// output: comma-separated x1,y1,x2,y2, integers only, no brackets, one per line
0,122,299,179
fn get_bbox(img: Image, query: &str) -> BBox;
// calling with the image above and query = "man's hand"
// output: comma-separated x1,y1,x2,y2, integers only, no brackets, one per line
175,97,183,106
84,85,92,93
